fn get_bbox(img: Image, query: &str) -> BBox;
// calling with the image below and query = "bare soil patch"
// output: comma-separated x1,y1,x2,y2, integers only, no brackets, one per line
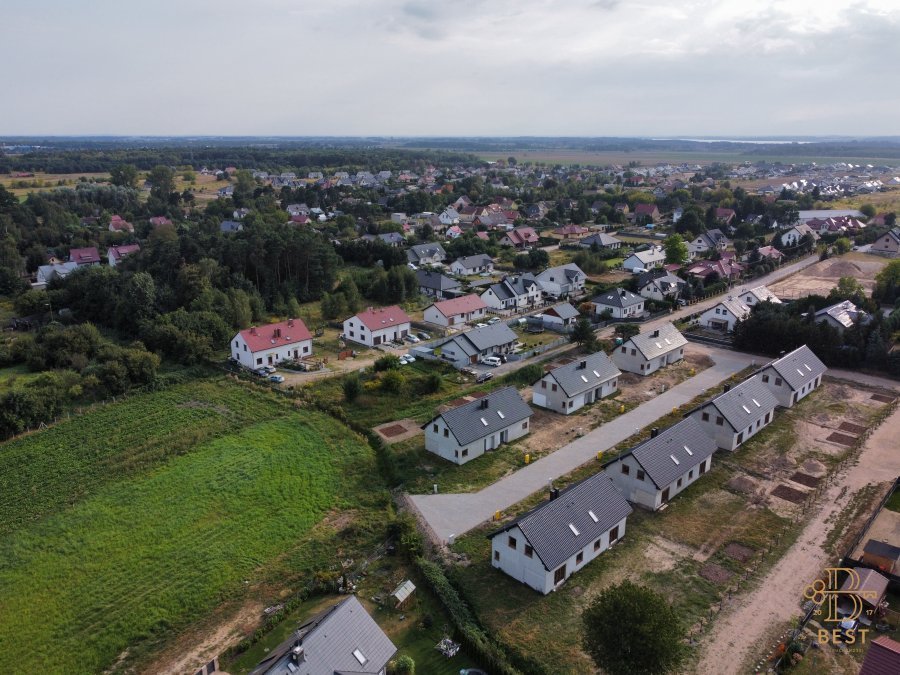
771,484,808,504
699,563,735,584
838,422,866,435
724,543,755,564
826,432,856,447
727,475,760,495
789,472,821,488
767,254,886,299
872,393,896,404
372,418,422,444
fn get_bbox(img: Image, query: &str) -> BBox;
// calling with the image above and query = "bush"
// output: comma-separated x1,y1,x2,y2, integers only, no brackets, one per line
423,372,442,394
374,354,401,371
342,375,361,402
502,363,543,386
380,369,405,394
390,655,415,674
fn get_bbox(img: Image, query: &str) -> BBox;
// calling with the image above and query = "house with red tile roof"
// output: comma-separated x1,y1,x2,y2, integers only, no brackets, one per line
108,244,140,267
499,226,539,249
551,224,590,240
633,204,660,222
69,246,101,266
231,318,312,369
424,294,488,328
714,207,736,226
108,215,134,233
860,635,900,675
149,216,172,227
343,306,411,347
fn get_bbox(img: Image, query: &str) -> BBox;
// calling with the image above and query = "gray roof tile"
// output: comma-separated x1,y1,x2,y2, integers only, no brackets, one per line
592,287,643,309
703,375,778,431
627,322,687,360
765,344,827,392
628,418,717,489
437,386,532,446
491,472,632,571
542,351,620,397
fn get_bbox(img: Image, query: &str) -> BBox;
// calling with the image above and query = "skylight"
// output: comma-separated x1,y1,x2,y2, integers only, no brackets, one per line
752,398,760,407
593,370,600,378
655,342,662,349
497,410,505,419
742,404,751,414
797,368,804,376
589,510,599,522
353,649,368,666
569,523,580,536
664,338,671,345
581,375,588,383
670,454,680,465
805,364,812,371
683,445,693,456
480,417,488,426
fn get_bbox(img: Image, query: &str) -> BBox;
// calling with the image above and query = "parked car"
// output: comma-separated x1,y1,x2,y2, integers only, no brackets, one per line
405,355,416,363
254,368,268,377
480,356,502,367
263,365,277,373
407,262,418,270
475,322,488,328
404,334,420,343
417,331,432,340
677,298,687,306
269,375,285,383
476,371,493,383
460,367,478,378
487,317,501,325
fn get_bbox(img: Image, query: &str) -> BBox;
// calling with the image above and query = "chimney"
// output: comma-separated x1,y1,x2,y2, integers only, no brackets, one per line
549,487,560,501
579,360,587,369
652,329,660,338
480,398,489,409
250,326,257,335
724,383,731,393
288,318,294,328
651,427,659,438
274,328,281,339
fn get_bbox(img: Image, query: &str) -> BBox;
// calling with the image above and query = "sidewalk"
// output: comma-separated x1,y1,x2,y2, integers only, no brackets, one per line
409,347,758,542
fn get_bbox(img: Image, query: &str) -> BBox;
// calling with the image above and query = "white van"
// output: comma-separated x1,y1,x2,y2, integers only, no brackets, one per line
480,356,502,367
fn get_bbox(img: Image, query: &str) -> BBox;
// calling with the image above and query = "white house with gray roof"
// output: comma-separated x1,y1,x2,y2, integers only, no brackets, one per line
449,254,494,276
578,232,623,250
541,302,580,329
424,387,532,464
591,287,645,320
416,269,460,299
488,471,632,594
622,246,666,272
436,322,518,367
756,344,827,407
738,285,781,307
814,300,866,332
532,352,620,414
480,275,542,310
699,296,751,331
606,417,717,510
637,271,686,302
248,595,395,675
612,322,687,376
535,263,587,299
687,375,778,451
406,242,446,266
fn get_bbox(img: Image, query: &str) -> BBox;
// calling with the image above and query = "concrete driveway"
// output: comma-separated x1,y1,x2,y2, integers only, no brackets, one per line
409,346,759,543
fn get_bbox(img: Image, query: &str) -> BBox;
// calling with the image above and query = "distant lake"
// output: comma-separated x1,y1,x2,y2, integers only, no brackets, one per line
652,138,814,145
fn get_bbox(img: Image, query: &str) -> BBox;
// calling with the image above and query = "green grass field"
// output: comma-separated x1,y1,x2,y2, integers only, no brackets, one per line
0,379,390,673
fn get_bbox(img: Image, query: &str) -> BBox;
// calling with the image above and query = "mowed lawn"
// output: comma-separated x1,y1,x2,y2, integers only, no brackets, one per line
0,402,383,673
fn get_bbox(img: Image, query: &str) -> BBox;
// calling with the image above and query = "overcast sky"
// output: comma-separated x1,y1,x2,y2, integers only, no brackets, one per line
3,0,899,137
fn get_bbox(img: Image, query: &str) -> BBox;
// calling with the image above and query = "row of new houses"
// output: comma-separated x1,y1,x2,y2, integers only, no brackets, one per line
483,344,827,594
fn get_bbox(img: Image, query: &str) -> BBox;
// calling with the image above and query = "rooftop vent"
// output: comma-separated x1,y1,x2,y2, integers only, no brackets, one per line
549,487,560,500
724,383,731,393
288,318,294,328
651,427,659,438
581,375,589,383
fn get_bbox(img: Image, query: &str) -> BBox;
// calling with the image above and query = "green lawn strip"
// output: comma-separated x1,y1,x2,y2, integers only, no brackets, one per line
0,378,291,537
0,411,381,673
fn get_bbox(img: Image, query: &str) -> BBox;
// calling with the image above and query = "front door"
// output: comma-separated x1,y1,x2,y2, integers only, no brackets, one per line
661,487,670,503
267,355,273,364
500,429,508,443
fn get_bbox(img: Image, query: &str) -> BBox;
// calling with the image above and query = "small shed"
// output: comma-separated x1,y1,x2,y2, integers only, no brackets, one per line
391,579,416,608
861,540,900,575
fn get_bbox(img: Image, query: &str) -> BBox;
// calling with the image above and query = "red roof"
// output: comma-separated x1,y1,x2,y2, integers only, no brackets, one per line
69,246,101,264
291,214,310,224
475,232,490,241
432,294,488,317
149,216,172,226
354,306,411,331
108,244,141,261
239,318,312,353
634,204,658,216
861,636,900,675
554,224,588,235
109,215,134,231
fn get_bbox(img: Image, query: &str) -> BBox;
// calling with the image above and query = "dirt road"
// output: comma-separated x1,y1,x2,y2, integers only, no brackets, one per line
696,405,900,674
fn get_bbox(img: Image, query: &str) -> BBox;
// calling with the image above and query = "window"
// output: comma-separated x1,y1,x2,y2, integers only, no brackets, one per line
552,383,557,392
702,412,710,422
461,449,468,457
700,460,707,474
594,539,601,551
631,348,637,356
522,421,528,429
568,401,574,408
554,564,566,585
349,331,354,338
576,551,584,565
762,374,769,383
243,345,247,351
233,340,238,347
508,536,517,550
524,544,533,558
494,550,500,562
636,469,645,481
609,525,619,542
765,412,771,423
775,377,782,386
677,477,683,488
621,346,626,353
256,357,262,365
541,380,547,389
621,464,630,475
715,416,724,426
454,450,459,458
352,649,368,667
303,345,309,353
443,428,449,437
433,424,438,433
689,469,694,479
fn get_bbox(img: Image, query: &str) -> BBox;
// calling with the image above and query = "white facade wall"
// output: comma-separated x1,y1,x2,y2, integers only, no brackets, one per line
424,305,487,327
231,334,312,369
758,367,822,407
700,305,742,331
607,454,712,510
491,516,628,594
424,416,530,465
612,343,683,376
532,374,618,415
689,405,775,451
594,300,645,320
343,317,410,347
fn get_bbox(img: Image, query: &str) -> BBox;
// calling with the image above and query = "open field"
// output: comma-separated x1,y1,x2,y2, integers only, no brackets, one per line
767,252,887,300
0,378,392,673
0,171,111,198
446,378,893,674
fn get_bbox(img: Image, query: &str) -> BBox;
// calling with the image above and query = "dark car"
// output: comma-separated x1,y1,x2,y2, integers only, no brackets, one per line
476,371,494,383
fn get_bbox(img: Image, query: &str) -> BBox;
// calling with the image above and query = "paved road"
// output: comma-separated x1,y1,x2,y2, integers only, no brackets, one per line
409,346,759,543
